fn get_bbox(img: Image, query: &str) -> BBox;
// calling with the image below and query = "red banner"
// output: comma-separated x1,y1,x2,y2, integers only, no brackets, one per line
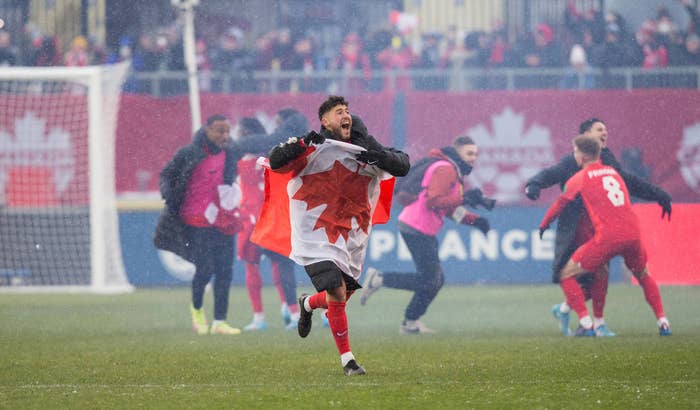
115,92,394,192
634,203,700,285
404,90,700,204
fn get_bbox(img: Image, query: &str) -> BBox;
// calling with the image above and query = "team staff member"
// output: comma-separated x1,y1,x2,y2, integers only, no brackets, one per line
155,114,242,335
360,135,491,334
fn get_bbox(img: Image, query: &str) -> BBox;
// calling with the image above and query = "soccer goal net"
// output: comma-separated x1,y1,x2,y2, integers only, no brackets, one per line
0,61,133,293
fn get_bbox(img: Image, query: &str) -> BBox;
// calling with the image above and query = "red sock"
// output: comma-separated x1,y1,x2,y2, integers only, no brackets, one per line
270,262,286,303
245,263,263,313
638,274,665,319
591,273,608,319
560,277,589,320
308,291,328,310
327,301,350,355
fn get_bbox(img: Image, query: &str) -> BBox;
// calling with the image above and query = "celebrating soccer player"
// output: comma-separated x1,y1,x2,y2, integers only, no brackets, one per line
539,135,671,337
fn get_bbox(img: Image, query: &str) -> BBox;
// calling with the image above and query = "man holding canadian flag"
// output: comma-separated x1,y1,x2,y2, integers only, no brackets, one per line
251,96,410,376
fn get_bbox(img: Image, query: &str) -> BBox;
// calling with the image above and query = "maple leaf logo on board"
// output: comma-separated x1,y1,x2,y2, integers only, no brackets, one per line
292,160,372,243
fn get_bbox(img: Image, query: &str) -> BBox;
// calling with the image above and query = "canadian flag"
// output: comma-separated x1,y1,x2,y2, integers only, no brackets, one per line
251,140,394,280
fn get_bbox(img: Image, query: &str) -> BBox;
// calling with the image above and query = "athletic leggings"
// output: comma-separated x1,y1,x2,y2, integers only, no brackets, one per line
264,250,298,306
381,229,444,321
187,226,235,321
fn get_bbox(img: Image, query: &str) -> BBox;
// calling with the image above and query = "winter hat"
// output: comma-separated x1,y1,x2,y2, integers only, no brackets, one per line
570,44,587,65
536,23,553,43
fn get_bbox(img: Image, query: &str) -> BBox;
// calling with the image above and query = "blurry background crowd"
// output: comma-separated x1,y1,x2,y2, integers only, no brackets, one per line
1,0,700,93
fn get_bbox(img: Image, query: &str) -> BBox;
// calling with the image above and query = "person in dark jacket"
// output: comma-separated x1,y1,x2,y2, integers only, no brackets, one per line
268,95,409,376
360,135,492,335
154,114,243,335
525,118,672,337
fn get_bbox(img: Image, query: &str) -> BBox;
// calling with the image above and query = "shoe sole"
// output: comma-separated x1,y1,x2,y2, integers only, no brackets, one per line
297,295,312,338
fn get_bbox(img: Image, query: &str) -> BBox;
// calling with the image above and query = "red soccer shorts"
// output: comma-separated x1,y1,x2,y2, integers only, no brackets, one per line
572,234,647,274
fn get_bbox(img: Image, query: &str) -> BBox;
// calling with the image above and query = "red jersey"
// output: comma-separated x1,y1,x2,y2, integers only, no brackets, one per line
541,162,640,241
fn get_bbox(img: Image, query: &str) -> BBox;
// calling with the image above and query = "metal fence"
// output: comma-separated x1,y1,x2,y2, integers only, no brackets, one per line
127,66,700,97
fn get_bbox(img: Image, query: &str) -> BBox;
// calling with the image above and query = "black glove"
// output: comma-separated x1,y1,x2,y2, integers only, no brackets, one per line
356,149,386,165
302,130,325,146
463,188,496,211
525,183,541,200
658,192,672,221
463,188,484,206
268,138,305,170
472,217,490,235
539,225,548,240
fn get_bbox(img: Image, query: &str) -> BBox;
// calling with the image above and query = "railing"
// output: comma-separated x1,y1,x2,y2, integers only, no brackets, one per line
126,66,700,97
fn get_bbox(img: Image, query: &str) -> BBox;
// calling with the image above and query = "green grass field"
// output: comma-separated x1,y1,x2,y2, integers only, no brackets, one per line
1,284,699,409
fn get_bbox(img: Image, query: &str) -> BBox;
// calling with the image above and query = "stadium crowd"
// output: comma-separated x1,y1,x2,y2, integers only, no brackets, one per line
1,1,700,92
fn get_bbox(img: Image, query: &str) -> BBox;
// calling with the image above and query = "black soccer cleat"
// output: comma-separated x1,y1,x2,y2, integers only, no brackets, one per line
297,294,312,338
343,360,366,376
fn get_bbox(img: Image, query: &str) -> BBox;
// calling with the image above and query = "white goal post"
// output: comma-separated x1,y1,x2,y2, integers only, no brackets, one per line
0,61,133,293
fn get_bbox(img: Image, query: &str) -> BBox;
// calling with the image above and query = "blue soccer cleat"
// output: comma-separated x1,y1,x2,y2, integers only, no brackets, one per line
281,304,291,326
574,325,596,337
659,322,672,336
594,324,616,337
551,303,572,336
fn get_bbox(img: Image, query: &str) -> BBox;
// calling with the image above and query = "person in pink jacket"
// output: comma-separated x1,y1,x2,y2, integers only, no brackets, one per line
360,135,492,334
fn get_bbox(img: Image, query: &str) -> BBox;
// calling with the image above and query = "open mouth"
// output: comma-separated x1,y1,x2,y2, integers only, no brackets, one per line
341,121,351,130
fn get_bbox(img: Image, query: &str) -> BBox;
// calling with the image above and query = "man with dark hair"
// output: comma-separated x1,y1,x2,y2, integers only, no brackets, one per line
360,135,492,334
525,118,672,337
155,114,243,335
539,135,671,336
265,95,409,375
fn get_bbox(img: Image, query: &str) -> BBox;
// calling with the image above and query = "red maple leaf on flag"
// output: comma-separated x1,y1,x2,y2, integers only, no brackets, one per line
292,160,372,243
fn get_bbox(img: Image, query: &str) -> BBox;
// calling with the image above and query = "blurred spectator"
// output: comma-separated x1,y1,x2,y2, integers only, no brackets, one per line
641,33,668,69
212,27,255,92
511,23,564,88
487,28,510,68
106,35,133,64
565,0,606,45
440,25,467,68
134,33,166,72
88,37,107,65
517,23,565,68
288,36,316,92
31,35,61,66
680,0,700,37
375,34,415,91
335,32,372,92
590,23,641,69
560,44,595,89
414,31,446,90
164,25,185,71
364,28,392,91
654,6,678,40
463,31,491,68
195,38,212,92
64,35,89,66
253,31,275,70
271,27,295,71
670,33,700,65
0,31,17,66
